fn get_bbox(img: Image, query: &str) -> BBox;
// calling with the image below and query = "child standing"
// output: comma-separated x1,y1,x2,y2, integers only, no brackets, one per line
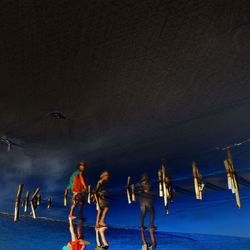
95,171,110,228
138,174,156,229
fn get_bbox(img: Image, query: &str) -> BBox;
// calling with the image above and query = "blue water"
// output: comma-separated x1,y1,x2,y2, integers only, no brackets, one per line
0,214,250,250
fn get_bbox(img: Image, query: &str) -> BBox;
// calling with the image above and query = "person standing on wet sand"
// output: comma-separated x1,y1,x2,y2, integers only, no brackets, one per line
138,174,156,230
67,162,88,239
95,171,110,228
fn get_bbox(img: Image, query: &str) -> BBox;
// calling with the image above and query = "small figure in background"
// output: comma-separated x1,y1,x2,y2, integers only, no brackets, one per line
95,171,110,228
138,174,156,230
67,162,88,239
138,174,157,249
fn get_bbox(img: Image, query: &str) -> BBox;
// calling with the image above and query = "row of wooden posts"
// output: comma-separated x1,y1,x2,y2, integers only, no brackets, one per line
125,148,241,214
14,186,52,222
14,149,241,222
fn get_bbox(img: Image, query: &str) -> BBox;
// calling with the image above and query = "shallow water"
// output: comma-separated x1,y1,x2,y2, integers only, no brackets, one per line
0,214,250,250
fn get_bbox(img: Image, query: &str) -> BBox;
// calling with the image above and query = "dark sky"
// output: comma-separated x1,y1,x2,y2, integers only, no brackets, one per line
0,0,250,237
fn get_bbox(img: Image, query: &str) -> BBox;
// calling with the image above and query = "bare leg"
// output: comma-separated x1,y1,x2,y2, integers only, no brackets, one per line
149,207,155,228
77,200,84,238
77,218,84,240
69,194,77,218
96,209,102,227
141,207,146,228
99,227,109,246
95,227,101,246
69,218,77,242
99,207,109,225
141,227,147,246
150,228,157,248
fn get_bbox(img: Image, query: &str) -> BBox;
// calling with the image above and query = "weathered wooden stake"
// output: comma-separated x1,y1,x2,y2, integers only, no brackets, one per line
36,194,41,206
126,176,132,204
224,149,241,208
24,191,29,212
30,188,40,219
158,169,163,197
64,189,68,207
87,185,91,204
14,184,24,222
47,198,52,209
131,184,136,202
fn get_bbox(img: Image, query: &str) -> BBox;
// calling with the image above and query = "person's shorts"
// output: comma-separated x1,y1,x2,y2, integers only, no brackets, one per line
140,200,153,212
99,197,109,210
72,193,85,205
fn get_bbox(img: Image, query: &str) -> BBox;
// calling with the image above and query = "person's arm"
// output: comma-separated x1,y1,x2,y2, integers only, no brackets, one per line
95,180,102,194
80,172,87,191
69,218,77,242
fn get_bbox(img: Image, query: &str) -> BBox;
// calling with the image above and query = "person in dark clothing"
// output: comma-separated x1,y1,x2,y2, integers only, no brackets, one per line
138,174,156,229
95,171,110,228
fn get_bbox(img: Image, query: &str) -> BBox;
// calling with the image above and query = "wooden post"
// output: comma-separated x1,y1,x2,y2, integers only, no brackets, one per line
126,176,132,204
36,194,41,206
224,149,241,208
64,189,68,207
131,184,136,202
158,169,163,197
192,162,204,200
14,184,24,222
30,188,40,219
192,162,200,199
47,198,52,209
87,185,91,204
161,160,167,206
24,191,29,212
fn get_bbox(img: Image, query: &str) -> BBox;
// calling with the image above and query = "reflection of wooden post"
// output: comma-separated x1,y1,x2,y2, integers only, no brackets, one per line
161,160,167,206
87,185,91,204
64,189,68,207
192,162,200,199
14,184,23,222
224,149,241,208
24,191,29,212
192,162,204,200
47,198,52,209
126,176,131,204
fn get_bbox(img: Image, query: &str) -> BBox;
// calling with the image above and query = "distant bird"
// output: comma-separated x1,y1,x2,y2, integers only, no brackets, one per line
0,135,24,152
48,111,66,120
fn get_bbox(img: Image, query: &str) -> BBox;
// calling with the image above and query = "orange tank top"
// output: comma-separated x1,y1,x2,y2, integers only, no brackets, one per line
69,239,82,250
72,175,85,193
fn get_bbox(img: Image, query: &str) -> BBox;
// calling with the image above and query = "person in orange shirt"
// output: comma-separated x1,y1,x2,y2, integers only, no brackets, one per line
67,162,88,238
